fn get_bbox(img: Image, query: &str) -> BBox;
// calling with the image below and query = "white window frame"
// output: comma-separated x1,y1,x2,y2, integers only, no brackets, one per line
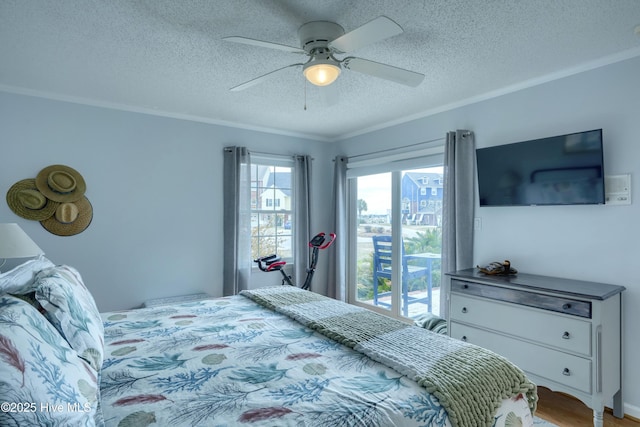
250,154,295,268
345,142,444,319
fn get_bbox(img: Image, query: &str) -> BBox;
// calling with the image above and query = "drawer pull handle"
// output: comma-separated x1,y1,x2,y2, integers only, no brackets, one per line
461,307,467,313
461,336,467,342
463,284,469,289
562,303,572,310
562,331,571,339
562,368,571,376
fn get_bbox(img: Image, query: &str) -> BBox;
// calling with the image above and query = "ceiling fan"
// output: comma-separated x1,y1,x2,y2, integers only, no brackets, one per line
223,16,425,91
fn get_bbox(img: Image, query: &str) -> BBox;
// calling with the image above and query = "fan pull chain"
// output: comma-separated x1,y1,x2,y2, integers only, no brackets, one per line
304,79,307,111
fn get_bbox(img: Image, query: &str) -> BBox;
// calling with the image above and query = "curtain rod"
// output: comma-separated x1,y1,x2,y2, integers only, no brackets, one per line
223,147,314,161
347,136,445,160
249,151,315,161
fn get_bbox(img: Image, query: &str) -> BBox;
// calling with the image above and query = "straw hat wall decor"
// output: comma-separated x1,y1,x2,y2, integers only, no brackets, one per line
40,197,93,236
35,164,86,202
5,164,93,236
6,179,60,220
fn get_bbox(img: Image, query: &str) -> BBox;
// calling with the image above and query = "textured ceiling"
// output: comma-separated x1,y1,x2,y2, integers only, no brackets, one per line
1,0,639,141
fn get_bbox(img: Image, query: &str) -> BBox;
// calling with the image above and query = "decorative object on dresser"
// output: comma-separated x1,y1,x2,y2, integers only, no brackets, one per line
447,268,625,427
476,259,517,275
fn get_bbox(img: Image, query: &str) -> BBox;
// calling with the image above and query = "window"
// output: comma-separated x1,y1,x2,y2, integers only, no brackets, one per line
348,158,444,320
249,159,293,263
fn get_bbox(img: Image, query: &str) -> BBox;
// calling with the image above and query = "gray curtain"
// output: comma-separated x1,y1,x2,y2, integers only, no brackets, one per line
222,146,252,295
293,155,311,287
441,130,475,318
327,156,347,301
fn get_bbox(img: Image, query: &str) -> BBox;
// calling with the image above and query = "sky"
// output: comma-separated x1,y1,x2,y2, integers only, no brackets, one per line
357,167,443,215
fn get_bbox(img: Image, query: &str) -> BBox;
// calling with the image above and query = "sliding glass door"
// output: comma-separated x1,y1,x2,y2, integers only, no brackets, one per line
353,172,393,313
351,167,443,319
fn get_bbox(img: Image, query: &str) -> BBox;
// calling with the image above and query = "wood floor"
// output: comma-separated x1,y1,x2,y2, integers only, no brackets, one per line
536,387,639,426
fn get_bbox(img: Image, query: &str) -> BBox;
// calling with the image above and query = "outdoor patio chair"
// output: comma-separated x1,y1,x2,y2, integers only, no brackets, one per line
372,235,432,316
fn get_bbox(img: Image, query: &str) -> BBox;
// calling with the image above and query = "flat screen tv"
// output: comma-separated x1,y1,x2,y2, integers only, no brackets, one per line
477,129,605,206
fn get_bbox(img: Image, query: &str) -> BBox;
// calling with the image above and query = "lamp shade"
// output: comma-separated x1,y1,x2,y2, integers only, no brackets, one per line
0,223,44,259
303,60,341,86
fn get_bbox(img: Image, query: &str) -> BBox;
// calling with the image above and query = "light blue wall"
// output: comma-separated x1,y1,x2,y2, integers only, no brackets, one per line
336,55,640,416
0,92,333,311
2,54,638,415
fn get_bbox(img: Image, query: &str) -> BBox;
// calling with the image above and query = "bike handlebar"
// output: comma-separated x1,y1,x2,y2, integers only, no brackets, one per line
309,232,336,250
254,254,284,272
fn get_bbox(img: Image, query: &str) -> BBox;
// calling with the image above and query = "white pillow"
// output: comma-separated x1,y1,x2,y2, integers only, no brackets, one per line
0,256,54,294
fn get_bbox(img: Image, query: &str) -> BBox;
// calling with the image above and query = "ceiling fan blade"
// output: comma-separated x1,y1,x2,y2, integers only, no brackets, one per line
223,36,305,54
329,16,403,53
343,57,425,87
230,63,303,91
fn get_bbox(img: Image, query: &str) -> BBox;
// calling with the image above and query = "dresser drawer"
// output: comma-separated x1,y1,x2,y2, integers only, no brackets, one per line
451,279,591,318
450,293,591,356
450,322,592,394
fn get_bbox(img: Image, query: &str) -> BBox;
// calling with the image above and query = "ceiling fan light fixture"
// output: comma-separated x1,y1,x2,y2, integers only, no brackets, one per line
303,59,341,86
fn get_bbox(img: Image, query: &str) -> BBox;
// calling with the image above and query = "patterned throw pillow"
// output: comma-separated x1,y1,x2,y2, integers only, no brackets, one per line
0,295,103,426
34,265,104,371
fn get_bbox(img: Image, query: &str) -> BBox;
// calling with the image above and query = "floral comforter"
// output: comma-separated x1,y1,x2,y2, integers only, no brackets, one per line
100,294,534,426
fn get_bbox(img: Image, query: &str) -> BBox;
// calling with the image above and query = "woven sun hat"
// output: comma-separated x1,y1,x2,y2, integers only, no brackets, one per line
40,196,93,236
6,178,60,220
35,164,86,202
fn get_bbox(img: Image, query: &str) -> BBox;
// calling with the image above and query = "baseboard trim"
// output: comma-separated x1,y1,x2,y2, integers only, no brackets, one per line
622,402,640,422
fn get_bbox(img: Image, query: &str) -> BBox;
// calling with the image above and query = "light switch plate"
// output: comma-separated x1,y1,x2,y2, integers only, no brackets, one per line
605,174,631,205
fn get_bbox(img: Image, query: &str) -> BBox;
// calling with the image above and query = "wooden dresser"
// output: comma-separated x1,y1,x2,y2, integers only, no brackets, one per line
446,269,625,427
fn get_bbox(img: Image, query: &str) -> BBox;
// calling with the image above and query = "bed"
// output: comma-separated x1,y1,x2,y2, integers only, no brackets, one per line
0,258,537,427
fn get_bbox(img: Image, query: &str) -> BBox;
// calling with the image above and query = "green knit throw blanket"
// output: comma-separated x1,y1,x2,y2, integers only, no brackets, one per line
241,286,537,427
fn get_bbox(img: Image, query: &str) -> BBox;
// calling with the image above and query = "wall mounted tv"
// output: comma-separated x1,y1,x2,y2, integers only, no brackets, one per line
477,129,605,206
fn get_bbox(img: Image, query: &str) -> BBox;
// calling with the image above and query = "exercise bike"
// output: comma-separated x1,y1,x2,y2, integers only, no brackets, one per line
254,232,336,290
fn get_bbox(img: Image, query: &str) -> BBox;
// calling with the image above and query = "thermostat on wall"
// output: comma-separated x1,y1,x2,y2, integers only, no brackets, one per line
605,174,631,205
